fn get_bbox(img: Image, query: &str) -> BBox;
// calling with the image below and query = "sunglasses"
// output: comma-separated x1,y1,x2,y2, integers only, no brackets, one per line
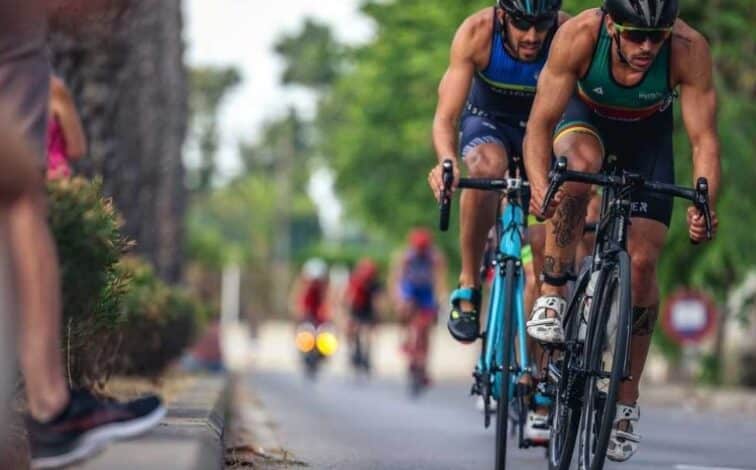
507,14,555,32
614,23,672,44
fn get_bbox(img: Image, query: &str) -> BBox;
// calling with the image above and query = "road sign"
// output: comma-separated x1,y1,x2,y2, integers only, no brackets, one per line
661,289,718,345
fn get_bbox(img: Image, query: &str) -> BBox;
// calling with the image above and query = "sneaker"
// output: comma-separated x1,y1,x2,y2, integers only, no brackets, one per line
27,389,166,469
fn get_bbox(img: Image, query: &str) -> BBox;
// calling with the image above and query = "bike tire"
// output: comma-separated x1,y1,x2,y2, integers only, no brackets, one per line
547,259,592,470
578,251,632,470
495,259,516,470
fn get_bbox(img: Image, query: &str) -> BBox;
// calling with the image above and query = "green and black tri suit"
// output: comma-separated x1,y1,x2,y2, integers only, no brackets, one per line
555,13,676,226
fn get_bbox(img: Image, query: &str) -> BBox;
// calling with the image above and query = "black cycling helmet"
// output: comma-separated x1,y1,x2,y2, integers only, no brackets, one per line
498,0,561,19
603,0,678,28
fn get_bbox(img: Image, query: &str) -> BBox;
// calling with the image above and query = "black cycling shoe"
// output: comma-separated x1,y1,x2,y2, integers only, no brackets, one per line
447,286,482,343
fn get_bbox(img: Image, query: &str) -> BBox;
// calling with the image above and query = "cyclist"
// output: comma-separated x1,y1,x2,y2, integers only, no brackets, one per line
524,0,719,461
390,228,447,391
427,0,567,442
345,258,382,374
292,258,330,326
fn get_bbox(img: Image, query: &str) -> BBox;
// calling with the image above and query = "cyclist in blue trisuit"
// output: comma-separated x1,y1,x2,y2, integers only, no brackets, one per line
524,0,720,461
390,228,448,391
427,0,568,443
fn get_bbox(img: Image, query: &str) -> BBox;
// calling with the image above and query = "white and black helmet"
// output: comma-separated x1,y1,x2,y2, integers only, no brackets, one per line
604,0,678,28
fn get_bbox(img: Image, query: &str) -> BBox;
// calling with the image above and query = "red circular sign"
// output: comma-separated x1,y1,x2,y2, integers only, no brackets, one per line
661,289,718,345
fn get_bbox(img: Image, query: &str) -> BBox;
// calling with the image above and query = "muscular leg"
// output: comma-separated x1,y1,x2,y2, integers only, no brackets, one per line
618,218,667,405
537,131,603,307
10,184,69,421
458,143,509,309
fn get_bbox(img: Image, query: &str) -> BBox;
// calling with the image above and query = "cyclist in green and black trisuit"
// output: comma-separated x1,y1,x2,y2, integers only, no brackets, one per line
523,0,720,462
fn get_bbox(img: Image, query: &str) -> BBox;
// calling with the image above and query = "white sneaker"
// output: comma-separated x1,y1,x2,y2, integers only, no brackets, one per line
523,411,550,444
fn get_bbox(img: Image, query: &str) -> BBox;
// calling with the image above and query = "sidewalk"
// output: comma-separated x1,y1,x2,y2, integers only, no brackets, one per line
75,373,227,470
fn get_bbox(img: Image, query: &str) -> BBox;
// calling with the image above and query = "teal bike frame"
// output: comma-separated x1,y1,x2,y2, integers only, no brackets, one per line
478,197,530,405
438,161,535,468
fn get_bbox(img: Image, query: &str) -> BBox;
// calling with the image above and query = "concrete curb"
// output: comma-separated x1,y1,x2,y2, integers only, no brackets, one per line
641,383,756,416
225,373,305,469
79,374,229,470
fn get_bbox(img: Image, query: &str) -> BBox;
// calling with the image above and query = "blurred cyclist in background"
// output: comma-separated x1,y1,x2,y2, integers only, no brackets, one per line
345,258,383,376
390,228,447,394
291,258,331,326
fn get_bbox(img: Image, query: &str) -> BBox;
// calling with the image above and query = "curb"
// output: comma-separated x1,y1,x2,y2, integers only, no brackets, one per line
79,373,229,470
224,373,305,469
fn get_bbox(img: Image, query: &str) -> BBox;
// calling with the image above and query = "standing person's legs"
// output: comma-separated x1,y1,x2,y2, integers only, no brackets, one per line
10,179,70,421
0,52,71,421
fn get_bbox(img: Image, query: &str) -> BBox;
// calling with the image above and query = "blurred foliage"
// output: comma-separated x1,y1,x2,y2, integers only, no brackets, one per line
48,177,132,387
115,257,210,377
185,23,331,318
49,178,208,385
188,65,242,192
274,18,345,89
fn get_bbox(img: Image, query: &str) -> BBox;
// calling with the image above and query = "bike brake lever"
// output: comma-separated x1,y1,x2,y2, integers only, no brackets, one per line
538,157,568,221
690,177,712,245
439,160,453,231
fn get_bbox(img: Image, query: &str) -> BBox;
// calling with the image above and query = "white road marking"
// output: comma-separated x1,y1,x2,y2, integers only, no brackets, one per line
676,465,752,470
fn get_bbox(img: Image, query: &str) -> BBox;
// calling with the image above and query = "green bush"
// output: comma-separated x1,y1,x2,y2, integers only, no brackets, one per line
115,257,210,377
48,177,132,387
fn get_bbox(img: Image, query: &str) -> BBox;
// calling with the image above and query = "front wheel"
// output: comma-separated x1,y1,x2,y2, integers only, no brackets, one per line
548,258,592,470
495,259,516,470
578,252,632,470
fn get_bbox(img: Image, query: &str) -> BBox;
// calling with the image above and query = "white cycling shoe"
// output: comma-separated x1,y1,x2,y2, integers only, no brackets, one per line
523,411,550,444
526,296,566,344
607,403,641,462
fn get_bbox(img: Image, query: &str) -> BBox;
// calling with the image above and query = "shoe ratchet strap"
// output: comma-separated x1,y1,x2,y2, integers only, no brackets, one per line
533,392,553,408
449,286,481,311
540,271,577,287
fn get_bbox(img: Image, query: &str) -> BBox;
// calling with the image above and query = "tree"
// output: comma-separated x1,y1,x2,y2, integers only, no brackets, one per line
187,66,241,193
51,0,188,283
273,18,344,89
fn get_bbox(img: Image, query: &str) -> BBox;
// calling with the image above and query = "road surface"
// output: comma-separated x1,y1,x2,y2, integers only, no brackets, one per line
248,370,756,470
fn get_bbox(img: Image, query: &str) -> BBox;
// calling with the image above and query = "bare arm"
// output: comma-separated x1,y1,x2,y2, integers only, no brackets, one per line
428,17,484,199
51,77,87,160
677,32,720,240
432,20,478,163
523,19,586,214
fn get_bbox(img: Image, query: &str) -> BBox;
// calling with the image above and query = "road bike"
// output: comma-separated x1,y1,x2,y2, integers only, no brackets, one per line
541,156,712,470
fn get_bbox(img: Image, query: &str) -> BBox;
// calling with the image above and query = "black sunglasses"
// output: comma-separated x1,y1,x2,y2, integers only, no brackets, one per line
507,14,555,32
614,23,671,44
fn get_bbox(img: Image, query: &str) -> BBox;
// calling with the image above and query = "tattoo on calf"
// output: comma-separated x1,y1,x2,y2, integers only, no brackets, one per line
632,305,659,336
552,195,588,248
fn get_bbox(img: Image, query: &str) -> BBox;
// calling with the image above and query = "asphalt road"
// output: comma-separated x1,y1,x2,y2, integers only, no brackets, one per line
249,370,756,470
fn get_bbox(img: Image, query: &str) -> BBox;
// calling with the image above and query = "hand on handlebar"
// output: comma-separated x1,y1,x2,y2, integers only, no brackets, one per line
428,158,460,202
529,180,563,221
687,205,717,243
